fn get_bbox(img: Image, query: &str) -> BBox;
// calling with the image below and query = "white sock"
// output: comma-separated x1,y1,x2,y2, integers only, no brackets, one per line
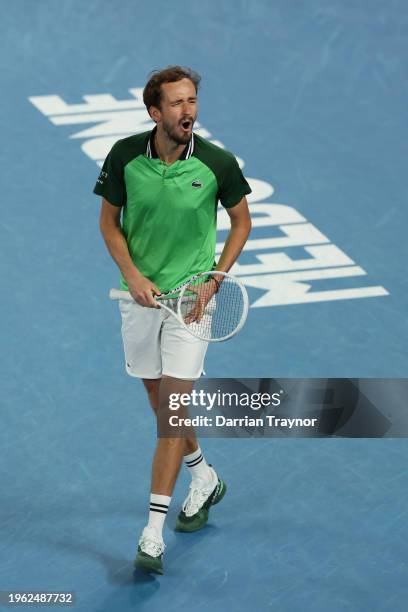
147,493,171,538
184,446,212,482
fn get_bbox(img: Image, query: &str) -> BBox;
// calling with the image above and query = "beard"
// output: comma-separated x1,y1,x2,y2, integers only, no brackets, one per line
162,119,193,145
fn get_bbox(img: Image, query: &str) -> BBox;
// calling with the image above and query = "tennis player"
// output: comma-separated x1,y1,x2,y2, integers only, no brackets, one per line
94,66,251,574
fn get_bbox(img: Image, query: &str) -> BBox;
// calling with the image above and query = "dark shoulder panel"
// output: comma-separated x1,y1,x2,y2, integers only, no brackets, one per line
93,131,150,206
193,134,251,208
193,133,236,173
114,131,150,166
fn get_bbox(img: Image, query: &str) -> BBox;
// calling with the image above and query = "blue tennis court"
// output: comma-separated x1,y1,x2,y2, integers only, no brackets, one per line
1,1,407,610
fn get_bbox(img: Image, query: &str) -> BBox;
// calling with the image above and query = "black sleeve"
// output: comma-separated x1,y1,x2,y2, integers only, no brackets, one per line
93,141,126,207
217,154,252,208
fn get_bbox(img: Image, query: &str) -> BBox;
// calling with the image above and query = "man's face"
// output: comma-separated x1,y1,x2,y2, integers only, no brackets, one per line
151,78,198,145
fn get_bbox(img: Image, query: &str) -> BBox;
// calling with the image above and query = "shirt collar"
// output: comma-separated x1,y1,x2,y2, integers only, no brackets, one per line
146,125,194,160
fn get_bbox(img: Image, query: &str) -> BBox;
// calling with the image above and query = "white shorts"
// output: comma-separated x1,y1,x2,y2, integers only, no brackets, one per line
118,299,209,380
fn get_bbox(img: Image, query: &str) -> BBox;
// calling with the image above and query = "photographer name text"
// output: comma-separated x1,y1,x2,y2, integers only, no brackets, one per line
169,415,318,428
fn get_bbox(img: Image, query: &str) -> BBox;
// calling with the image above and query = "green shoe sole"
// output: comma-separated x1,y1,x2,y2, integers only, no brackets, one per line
175,478,227,533
134,547,164,575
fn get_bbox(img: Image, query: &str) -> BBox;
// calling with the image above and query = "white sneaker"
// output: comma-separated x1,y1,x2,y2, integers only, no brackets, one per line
182,466,218,517
134,526,165,574
175,465,227,532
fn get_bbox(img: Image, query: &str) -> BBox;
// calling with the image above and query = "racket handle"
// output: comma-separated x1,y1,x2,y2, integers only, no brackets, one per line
109,288,133,301
109,288,172,315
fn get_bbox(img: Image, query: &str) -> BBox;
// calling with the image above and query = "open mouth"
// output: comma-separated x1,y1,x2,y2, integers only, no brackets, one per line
181,120,192,130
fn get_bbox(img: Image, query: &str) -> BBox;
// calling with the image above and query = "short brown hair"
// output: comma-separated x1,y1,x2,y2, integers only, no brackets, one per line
143,66,201,111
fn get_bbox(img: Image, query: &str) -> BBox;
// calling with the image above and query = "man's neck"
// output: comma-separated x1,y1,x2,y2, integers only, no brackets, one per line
155,127,187,165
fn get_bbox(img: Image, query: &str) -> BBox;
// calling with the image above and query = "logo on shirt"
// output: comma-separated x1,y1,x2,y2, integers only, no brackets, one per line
191,180,203,188
97,170,108,185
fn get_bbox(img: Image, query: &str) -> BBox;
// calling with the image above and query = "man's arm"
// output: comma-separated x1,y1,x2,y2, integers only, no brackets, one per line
216,196,251,274
186,196,251,321
192,196,250,317
99,198,160,307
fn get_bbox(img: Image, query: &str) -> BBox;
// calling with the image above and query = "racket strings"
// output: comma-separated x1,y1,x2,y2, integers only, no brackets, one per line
179,275,246,341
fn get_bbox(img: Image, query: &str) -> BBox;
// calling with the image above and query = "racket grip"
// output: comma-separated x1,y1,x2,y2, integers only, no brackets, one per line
109,288,133,301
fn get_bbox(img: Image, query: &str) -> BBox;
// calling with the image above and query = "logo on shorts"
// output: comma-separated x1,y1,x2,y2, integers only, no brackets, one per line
191,180,203,188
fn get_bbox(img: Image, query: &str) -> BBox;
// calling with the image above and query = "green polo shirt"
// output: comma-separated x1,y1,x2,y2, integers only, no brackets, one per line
93,128,251,292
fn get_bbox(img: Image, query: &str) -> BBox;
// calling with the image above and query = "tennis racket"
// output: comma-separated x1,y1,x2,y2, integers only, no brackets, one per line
109,271,249,342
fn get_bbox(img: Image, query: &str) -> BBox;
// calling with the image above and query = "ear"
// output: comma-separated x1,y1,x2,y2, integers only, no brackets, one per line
149,105,161,124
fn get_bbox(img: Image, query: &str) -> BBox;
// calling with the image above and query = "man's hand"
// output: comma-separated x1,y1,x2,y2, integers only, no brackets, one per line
127,273,161,308
184,280,218,324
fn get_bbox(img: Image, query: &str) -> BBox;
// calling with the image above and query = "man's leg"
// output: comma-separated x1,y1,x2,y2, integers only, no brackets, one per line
143,377,215,484
144,376,226,533
151,376,196,494
142,378,198,456
135,376,197,574
135,376,222,573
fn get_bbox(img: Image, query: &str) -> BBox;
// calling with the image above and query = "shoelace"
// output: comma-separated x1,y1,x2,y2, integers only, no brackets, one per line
140,534,165,557
184,479,215,516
